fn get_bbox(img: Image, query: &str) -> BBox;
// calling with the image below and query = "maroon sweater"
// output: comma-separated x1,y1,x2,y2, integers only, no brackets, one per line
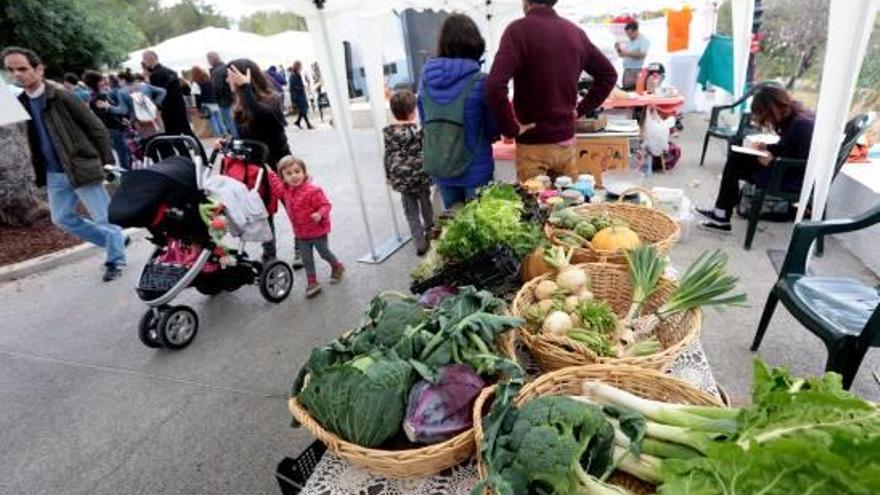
486,6,618,144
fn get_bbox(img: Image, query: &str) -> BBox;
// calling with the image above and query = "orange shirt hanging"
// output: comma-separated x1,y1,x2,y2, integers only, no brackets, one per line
667,7,693,52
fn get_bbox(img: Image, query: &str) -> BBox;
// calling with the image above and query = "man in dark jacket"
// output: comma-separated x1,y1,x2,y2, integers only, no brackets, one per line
486,0,617,182
207,51,237,137
142,50,192,136
4,46,127,281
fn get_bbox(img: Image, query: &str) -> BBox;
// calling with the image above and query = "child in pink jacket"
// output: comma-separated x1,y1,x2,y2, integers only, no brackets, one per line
268,156,344,297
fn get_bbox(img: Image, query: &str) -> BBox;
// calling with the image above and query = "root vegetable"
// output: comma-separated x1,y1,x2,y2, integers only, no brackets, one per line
564,295,580,312
556,266,588,294
570,312,582,327
578,288,594,302
542,311,573,335
535,280,559,301
537,299,555,313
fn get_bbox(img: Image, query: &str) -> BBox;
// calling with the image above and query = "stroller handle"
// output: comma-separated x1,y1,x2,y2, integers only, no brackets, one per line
209,139,272,168
143,134,209,191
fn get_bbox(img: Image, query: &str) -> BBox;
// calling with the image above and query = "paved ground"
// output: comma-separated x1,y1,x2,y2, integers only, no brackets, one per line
1,114,878,495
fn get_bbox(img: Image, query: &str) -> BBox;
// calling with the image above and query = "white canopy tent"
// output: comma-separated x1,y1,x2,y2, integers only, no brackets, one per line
796,0,879,224
124,27,315,73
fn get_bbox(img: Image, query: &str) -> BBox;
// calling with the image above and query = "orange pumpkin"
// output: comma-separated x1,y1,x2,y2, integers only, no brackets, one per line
591,225,641,252
521,247,553,282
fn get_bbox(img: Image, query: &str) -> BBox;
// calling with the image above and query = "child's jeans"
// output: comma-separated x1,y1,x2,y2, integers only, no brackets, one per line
401,189,434,248
298,235,340,283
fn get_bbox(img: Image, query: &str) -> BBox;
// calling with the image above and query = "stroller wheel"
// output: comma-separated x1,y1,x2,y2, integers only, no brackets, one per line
260,260,293,303
138,309,163,348
157,306,199,350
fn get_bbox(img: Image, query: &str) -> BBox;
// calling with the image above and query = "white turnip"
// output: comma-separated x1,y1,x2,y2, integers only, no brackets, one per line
534,280,559,301
542,311,573,335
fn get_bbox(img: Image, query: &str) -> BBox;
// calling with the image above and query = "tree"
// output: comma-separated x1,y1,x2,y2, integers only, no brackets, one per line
0,122,48,227
0,0,144,75
757,0,829,89
239,10,307,35
135,0,230,46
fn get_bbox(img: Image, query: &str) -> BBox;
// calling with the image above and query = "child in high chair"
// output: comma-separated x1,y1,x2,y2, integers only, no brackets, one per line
268,156,344,298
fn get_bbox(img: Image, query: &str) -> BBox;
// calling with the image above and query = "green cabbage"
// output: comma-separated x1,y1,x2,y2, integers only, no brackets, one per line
297,352,414,447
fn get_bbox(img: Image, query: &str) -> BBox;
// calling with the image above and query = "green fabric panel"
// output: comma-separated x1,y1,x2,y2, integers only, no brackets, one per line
698,34,734,94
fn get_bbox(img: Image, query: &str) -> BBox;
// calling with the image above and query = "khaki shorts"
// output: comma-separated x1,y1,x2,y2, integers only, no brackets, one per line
516,143,579,182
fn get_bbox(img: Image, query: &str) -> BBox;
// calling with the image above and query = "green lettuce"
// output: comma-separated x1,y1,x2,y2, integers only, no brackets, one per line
658,360,880,494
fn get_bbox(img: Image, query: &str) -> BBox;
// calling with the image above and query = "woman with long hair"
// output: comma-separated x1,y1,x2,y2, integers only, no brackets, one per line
226,58,290,166
698,85,815,233
191,65,226,136
82,70,132,170
418,14,499,209
226,58,291,262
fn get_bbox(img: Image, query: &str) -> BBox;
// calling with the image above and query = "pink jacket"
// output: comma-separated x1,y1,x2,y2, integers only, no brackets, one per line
267,171,332,240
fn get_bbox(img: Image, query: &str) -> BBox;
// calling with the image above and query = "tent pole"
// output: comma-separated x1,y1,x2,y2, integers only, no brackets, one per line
359,16,406,243
309,5,380,261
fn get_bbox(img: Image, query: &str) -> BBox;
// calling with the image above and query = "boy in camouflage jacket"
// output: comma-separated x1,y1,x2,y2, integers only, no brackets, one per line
383,90,434,255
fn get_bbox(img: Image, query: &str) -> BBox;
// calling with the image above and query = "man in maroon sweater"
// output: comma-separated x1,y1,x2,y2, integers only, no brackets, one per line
486,0,617,181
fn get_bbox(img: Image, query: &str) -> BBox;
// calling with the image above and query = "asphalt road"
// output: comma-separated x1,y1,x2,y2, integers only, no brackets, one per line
1,117,877,495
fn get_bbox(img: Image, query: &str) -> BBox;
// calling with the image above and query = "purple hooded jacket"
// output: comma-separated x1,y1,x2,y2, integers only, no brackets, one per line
418,57,500,189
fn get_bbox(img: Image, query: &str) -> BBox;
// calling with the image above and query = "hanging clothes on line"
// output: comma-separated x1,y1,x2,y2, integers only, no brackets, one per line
667,7,693,52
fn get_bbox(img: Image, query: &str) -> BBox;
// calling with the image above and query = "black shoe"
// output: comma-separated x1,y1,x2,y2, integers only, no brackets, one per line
699,219,733,234
292,255,304,270
695,207,727,222
103,263,123,282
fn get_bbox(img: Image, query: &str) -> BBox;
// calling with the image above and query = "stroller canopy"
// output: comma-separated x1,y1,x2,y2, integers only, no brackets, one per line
109,156,201,228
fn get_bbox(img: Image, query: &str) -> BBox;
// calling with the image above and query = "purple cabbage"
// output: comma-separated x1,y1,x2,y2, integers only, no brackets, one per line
418,285,458,308
403,364,486,444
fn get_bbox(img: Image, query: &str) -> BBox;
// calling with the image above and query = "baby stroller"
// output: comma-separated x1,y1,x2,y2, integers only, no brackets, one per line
109,135,293,350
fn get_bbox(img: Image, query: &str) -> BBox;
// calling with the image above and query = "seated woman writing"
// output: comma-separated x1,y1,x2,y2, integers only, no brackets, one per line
698,86,815,233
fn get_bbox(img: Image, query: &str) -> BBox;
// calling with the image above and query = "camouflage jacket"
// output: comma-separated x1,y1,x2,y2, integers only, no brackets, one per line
383,123,431,194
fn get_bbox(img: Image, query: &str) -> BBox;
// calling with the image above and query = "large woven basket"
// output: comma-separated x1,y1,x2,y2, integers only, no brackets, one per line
512,263,701,372
288,331,517,479
473,365,723,494
545,203,680,265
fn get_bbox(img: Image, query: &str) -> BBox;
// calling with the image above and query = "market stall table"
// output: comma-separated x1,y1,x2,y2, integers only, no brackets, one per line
826,161,880,276
294,339,722,495
604,94,686,116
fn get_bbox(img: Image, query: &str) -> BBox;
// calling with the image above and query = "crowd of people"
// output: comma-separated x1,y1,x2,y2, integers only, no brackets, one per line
3,0,815,296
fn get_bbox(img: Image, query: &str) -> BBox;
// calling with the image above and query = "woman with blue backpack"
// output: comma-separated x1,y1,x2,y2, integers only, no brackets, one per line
419,14,500,209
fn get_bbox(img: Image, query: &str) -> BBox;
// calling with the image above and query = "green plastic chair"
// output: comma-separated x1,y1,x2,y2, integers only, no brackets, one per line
743,114,870,250
751,203,880,389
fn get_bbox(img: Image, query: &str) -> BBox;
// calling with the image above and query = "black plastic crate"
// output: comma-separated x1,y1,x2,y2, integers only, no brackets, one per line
275,441,327,495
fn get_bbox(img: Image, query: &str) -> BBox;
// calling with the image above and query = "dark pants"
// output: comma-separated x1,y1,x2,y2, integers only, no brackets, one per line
294,94,312,128
109,128,131,170
298,235,339,282
262,215,276,260
715,154,764,218
437,185,477,210
401,189,434,249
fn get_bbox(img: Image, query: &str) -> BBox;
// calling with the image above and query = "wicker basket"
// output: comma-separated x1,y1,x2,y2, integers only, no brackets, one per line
512,263,701,372
473,365,723,494
288,331,517,479
545,202,680,265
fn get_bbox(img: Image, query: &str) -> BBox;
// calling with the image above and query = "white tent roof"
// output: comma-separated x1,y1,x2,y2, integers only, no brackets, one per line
282,0,716,18
124,27,316,72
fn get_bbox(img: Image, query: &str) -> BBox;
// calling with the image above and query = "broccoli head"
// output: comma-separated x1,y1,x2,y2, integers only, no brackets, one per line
492,396,616,494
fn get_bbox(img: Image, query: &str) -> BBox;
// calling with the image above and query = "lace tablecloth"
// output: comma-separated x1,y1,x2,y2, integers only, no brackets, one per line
299,339,720,495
